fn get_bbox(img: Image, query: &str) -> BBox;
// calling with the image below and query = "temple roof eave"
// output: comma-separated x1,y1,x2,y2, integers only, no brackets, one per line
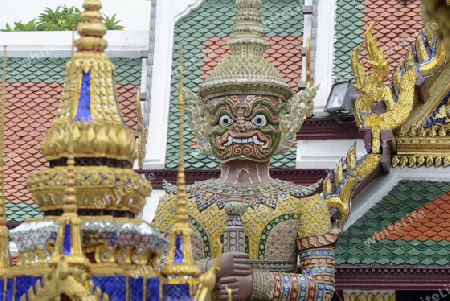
336,265,450,290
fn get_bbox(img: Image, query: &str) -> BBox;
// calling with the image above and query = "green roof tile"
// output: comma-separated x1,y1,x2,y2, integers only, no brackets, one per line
336,180,450,266
5,202,43,223
0,57,141,86
165,0,303,169
333,0,365,82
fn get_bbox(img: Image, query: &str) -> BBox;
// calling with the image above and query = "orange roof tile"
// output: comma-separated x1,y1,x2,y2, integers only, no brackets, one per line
200,35,303,91
3,82,139,205
372,192,450,242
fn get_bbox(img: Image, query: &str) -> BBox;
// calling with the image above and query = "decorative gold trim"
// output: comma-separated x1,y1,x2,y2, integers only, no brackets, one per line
27,166,151,213
344,292,395,301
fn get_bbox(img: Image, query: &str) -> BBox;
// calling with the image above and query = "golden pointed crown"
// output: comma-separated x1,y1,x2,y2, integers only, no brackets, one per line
199,0,293,101
27,0,150,215
41,0,135,162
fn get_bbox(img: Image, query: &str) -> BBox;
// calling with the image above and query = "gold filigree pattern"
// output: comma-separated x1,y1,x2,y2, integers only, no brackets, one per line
344,292,396,301
27,166,151,214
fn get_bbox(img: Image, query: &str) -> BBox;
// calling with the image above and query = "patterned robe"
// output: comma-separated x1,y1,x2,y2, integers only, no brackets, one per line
152,179,338,301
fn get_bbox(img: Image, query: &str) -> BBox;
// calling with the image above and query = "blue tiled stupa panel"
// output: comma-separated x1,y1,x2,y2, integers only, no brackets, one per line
147,278,160,301
74,71,93,122
4,278,13,301
173,235,183,263
129,277,144,301
0,279,4,301
64,223,72,256
163,283,191,301
92,276,127,300
15,276,42,301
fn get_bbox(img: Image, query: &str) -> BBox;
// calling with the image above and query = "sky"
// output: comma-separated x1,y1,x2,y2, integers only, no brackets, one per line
0,0,151,31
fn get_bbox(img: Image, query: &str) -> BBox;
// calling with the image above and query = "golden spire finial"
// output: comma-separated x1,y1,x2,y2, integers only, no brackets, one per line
161,44,200,278
306,36,312,89
305,36,313,117
34,0,150,215
176,43,188,224
0,46,10,272
74,0,107,52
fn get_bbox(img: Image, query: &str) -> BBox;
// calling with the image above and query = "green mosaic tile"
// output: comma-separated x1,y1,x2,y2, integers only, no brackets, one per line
165,0,304,169
0,57,141,86
333,0,365,83
5,202,43,223
336,180,450,266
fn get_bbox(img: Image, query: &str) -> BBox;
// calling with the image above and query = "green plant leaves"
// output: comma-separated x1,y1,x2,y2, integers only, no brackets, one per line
1,5,124,31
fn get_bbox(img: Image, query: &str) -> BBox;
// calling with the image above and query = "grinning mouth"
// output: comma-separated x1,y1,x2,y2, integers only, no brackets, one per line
222,135,266,147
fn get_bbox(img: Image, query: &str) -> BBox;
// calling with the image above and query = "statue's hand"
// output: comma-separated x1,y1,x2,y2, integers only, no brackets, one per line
206,251,251,279
218,274,253,300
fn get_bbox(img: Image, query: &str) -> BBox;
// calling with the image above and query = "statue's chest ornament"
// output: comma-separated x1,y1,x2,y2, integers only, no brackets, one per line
185,179,321,212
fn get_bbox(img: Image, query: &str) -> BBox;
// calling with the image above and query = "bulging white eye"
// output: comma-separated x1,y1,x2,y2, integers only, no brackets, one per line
252,114,267,127
219,115,233,127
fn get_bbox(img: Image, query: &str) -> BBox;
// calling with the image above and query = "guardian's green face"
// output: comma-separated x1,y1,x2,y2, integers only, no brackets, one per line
205,95,285,162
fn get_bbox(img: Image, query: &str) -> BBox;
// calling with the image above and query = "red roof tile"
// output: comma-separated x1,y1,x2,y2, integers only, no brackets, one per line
361,0,423,81
372,192,450,242
2,82,139,205
200,35,303,91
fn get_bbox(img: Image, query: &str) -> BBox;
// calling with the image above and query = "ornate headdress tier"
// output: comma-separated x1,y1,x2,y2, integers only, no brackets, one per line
199,0,293,101
28,0,150,215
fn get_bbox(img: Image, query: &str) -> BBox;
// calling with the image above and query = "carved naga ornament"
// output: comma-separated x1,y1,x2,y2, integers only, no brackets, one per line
352,23,418,153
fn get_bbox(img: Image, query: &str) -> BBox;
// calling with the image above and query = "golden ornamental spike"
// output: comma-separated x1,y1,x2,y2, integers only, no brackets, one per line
346,143,357,170
323,174,332,195
136,90,146,170
0,46,10,273
160,44,200,278
306,36,312,89
335,159,344,187
305,36,313,117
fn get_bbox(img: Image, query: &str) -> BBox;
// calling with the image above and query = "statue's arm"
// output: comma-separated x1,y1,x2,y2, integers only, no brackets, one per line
251,194,339,301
